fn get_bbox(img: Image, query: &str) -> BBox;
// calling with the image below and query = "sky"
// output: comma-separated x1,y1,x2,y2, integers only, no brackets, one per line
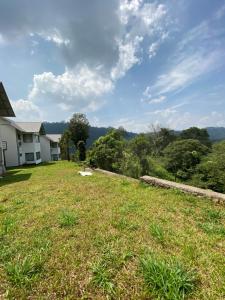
0,0,225,132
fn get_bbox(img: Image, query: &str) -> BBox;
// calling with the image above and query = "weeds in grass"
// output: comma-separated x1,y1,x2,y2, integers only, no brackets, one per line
121,180,130,187
112,217,139,231
149,223,165,243
74,195,82,203
198,222,225,236
119,200,141,215
204,209,223,223
183,245,198,261
0,204,6,213
140,255,197,300
58,210,78,228
91,261,115,295
5,253,45,287
0,216,15,236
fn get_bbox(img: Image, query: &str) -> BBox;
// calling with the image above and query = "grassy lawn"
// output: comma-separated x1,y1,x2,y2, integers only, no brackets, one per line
0,161,224,299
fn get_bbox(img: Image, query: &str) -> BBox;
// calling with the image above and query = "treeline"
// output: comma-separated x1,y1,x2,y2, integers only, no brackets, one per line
59,114,225,193
43,122,136,148
87,126,225,193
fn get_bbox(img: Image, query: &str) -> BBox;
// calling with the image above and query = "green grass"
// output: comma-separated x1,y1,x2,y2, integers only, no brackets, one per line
140,255,197,300
58,210,78,227
0,161,224,299
149,223,165,244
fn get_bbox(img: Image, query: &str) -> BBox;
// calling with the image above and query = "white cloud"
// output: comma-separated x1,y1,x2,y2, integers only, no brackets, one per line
11,99,43,121
111,35,143,80
148,42,159,59
142,86,166,104
0,0,172,121
28,65,113,112
152,50,223,96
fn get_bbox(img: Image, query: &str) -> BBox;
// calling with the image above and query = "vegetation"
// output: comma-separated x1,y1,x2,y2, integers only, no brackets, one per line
88,125,225,193
140,255,197,299
59,129,71,161
164,139,209,180
68,113,90,161
0,162,224,299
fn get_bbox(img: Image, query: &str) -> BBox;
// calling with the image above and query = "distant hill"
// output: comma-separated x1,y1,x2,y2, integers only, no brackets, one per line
43,122,136,148
43,122,225,147
206,127,225,141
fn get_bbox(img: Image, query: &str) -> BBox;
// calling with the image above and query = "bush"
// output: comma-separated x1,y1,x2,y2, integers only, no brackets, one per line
88,129,125,172
164,139,209,180
192,141,225,192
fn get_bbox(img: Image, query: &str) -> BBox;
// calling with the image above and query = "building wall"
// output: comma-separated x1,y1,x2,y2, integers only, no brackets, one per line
0,117,19,167
20,133,42,165
40,136,51,162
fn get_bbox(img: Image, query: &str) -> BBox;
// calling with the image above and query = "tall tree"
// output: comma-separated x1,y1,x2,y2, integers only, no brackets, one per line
59,130,71,161
69,113,90,160
69,113,90,147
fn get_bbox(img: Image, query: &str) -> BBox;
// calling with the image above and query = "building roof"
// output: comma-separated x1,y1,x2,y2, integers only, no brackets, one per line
46,134,62,143
14,122,45,134
0,82,15,117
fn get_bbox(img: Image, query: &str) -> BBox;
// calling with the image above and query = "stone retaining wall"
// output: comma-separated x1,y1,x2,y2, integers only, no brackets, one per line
95,168,225,204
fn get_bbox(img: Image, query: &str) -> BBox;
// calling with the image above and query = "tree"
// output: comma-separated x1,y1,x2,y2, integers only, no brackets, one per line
180,127,211,147
68,113,90,161
88,129,125,172
147,126,177,156
77,140,86,161
193,141,225,192
69,113,90,147
164,139,209,180
128,134,151,158
59,130,71,161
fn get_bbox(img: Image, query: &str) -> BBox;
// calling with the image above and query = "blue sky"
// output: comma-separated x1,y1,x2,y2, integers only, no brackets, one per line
0,0,225,132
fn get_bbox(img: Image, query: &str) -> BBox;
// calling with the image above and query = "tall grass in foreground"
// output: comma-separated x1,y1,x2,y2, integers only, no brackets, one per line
140,255,197,300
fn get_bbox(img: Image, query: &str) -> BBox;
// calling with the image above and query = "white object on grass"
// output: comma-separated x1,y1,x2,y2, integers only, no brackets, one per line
78,171,92,176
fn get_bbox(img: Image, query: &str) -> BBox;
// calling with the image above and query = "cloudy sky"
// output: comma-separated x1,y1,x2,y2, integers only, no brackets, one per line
0,0,225,132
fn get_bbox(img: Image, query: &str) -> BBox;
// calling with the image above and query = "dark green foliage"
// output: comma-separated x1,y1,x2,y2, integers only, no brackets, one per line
59,130,71,161
140,255,197,300
148,127,177,156
129,134,151,157
180,127,211,147
77,140,86,161
193,141,225,192
43,122,136,148
164,139,209,180
68,113,90,149
88,129,125,172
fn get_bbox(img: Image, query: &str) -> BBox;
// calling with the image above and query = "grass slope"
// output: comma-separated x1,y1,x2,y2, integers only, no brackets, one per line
0,161,224,299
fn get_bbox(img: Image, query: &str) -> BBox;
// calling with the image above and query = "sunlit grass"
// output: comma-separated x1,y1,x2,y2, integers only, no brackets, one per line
0,161,224,299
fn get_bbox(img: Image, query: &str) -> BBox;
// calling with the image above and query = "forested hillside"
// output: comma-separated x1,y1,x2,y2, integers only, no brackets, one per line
43,122,136,148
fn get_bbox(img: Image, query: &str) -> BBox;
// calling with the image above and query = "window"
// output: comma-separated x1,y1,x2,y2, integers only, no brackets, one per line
51,154,58,161
51,142,58,148
36,152,41,160
35,135,40,143
23,134,33,143
0,148,2,164
25,152,34,162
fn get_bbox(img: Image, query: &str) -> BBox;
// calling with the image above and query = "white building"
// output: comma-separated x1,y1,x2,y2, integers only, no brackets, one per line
1,119,45,167
0,82,16,175
40,134,61,162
